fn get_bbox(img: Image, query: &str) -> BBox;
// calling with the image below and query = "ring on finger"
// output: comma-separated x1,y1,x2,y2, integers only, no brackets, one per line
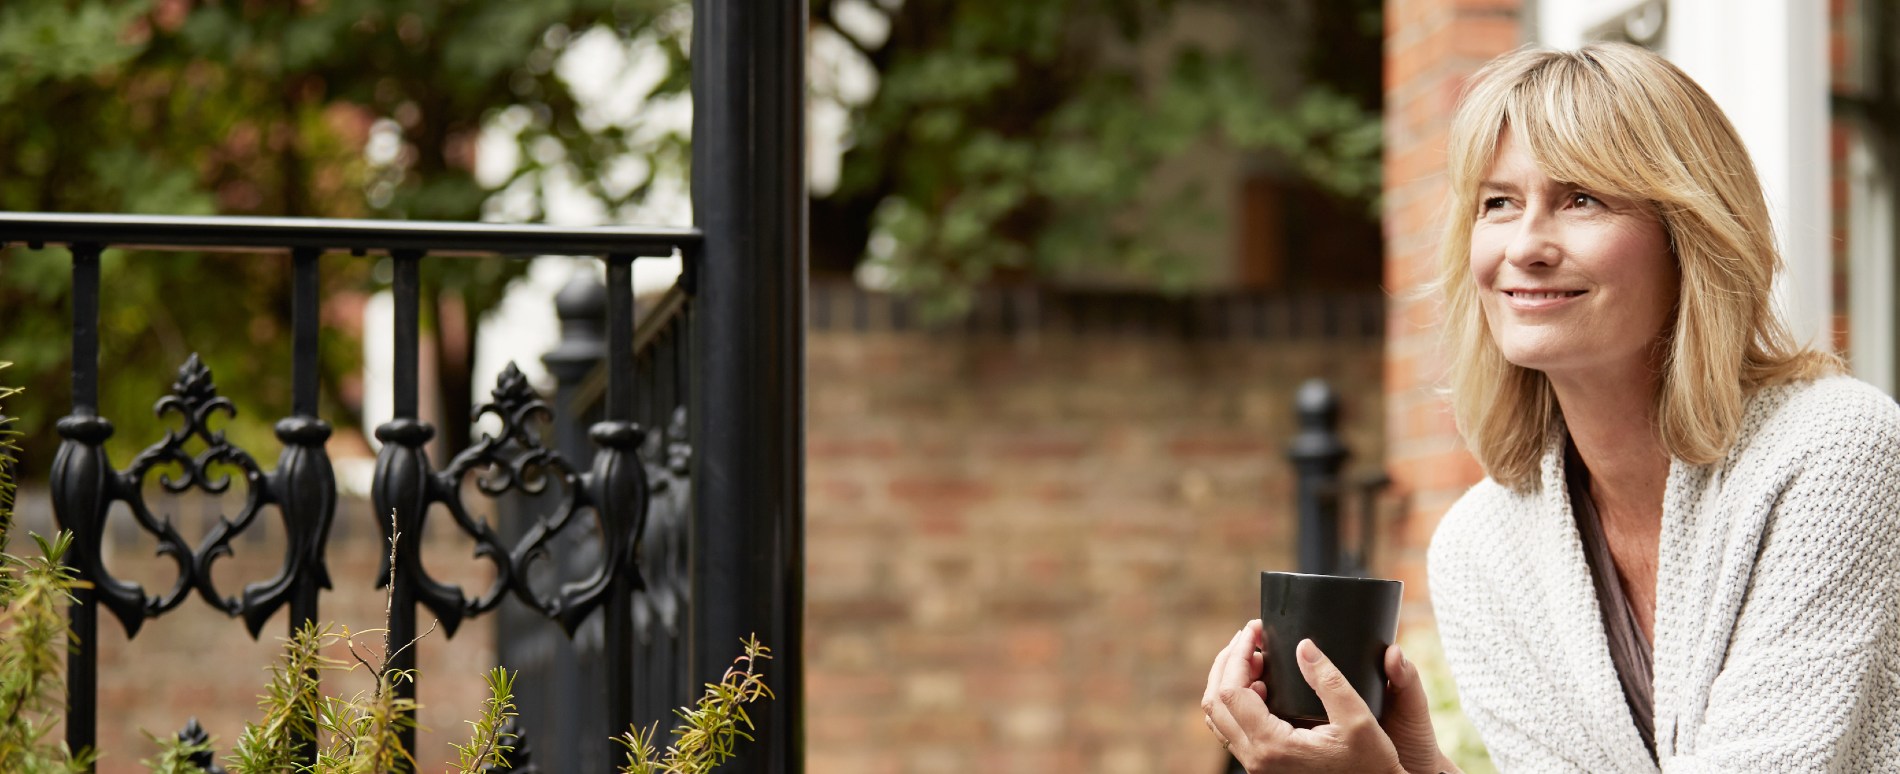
1204,714,1230,746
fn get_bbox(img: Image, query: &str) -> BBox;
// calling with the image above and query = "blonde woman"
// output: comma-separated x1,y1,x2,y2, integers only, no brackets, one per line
1202,43,1900,772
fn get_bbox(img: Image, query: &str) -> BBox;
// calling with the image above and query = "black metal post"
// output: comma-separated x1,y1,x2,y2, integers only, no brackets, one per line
276,247,334,767
371,249,431,759
281,247,335,633
690,1,807,771
1287,379,1348,575
602,253,638,753
54,243,106,765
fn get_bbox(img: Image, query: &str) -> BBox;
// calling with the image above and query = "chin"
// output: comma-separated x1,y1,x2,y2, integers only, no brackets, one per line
1494,343,1569,373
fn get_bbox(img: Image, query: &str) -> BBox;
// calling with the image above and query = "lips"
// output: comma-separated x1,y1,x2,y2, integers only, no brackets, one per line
1505,290,1585,300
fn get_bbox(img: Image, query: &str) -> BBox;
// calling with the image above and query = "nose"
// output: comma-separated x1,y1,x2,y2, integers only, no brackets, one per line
1503,209,1561,269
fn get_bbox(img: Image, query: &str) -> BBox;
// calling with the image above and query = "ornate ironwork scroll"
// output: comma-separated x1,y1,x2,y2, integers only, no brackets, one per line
53,354,335,638
388,360,654,636
369,356,668,639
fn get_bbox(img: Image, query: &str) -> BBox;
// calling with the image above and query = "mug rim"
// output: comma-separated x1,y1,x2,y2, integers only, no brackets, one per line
1260,570,1403,588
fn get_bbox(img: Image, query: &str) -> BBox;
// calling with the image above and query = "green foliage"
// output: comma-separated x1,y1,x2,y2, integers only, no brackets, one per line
139,730,213,774
0,366,19,555
0,369,94,773
225,517,430,774
617,636,774,774
450,668,518,774
0,534,93,774
308,626,422,774
226,621,337,773
801,0,1385,315
0,0,1385,460
0,0,689,479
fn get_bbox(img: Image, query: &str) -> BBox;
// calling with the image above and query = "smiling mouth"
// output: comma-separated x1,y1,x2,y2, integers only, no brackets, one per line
1505,290,1586,300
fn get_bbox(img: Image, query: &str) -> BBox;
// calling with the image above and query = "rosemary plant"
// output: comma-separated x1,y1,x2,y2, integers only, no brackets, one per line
139,729,214,774
225,621,337,773
450,667,517,774
0,366,94,773
617,635,775,774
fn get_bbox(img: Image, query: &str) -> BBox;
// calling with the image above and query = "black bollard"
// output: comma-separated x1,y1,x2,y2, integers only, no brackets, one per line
1287,379,1349,576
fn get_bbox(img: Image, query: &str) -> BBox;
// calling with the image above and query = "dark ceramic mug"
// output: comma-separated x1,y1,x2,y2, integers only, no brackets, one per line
1258,571,1403,724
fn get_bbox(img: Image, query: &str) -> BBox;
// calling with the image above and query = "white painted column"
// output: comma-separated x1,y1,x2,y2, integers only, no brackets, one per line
1848,137,1896,393
1665,0,1832,349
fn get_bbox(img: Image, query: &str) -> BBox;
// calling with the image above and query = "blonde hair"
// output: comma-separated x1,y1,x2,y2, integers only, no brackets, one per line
1437,42,1838,490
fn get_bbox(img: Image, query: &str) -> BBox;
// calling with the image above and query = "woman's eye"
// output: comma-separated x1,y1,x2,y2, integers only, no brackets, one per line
1568,192,1601,208
1480,197,1509,213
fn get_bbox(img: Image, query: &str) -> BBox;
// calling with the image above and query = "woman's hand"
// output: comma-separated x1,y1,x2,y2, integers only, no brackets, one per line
1202,620,1454,774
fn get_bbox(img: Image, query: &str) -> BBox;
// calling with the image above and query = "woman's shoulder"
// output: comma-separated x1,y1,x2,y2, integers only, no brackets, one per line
1428,477,1538,587
1740,375,1900,462
1714,376,1900,566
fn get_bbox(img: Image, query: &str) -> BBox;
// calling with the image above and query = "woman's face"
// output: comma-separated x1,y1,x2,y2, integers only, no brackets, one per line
1469,129,1679,382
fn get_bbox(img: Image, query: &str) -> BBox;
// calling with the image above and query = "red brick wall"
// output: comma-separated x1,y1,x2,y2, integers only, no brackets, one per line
804,308,1383,773
1829,0,1852,355
1380,0,1522,620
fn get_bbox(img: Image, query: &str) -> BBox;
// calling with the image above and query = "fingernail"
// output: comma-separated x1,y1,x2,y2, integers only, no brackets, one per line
1299,639,1320,664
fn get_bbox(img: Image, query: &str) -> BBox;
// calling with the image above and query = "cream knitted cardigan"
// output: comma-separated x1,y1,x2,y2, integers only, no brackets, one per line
1429,376,1900,773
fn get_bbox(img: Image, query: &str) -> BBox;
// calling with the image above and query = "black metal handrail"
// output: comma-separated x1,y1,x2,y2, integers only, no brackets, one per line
0,212,698,257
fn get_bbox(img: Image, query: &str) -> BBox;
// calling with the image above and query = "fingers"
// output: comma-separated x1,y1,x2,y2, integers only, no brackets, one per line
1296,638,1376,729
1202,623,1252,748
1218,623,1263,690
1203,621,1293,753
1217,624,1291,748
1381,644,1445,774
1250,650,1268,701
1240,621,1268,701
1203,623,1248,713
1206,694,1243,748
1383,644,1434,722
1204,708,1232,746
1206,628,1413,773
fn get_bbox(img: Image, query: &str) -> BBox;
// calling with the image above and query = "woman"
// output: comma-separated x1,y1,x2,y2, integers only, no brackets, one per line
1202,42,1900,772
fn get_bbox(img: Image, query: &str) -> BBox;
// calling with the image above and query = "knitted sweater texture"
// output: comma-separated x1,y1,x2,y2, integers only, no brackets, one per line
1429,376,1900,773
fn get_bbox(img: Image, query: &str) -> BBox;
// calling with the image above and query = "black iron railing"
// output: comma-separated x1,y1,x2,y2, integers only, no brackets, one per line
17,217,693,765
493,278,701,772
7,3,806,770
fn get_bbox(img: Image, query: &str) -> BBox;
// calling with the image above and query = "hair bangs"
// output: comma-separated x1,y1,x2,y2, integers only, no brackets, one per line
1503,55,1669,211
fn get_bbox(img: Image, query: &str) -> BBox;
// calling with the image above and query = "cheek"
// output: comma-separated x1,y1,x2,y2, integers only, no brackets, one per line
1623,233,1679,324
1468,234,1503,288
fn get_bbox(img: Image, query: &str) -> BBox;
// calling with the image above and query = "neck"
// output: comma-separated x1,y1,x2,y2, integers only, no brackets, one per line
1548,367,1670,520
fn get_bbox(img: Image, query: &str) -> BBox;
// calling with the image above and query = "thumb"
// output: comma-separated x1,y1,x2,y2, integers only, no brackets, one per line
1295,638,1375,728
1381,644,1443,774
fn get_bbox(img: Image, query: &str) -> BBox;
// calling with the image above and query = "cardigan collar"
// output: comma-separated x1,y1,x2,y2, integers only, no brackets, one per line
1533,422,1670,773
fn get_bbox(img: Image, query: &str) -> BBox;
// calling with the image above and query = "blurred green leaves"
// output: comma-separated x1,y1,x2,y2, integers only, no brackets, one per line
808,0,1383,317
0,2,151,98
0,0,687,476
0,0,1383,472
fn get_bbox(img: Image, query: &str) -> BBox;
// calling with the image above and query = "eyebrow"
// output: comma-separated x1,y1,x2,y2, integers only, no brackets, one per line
1476,181,1520,195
